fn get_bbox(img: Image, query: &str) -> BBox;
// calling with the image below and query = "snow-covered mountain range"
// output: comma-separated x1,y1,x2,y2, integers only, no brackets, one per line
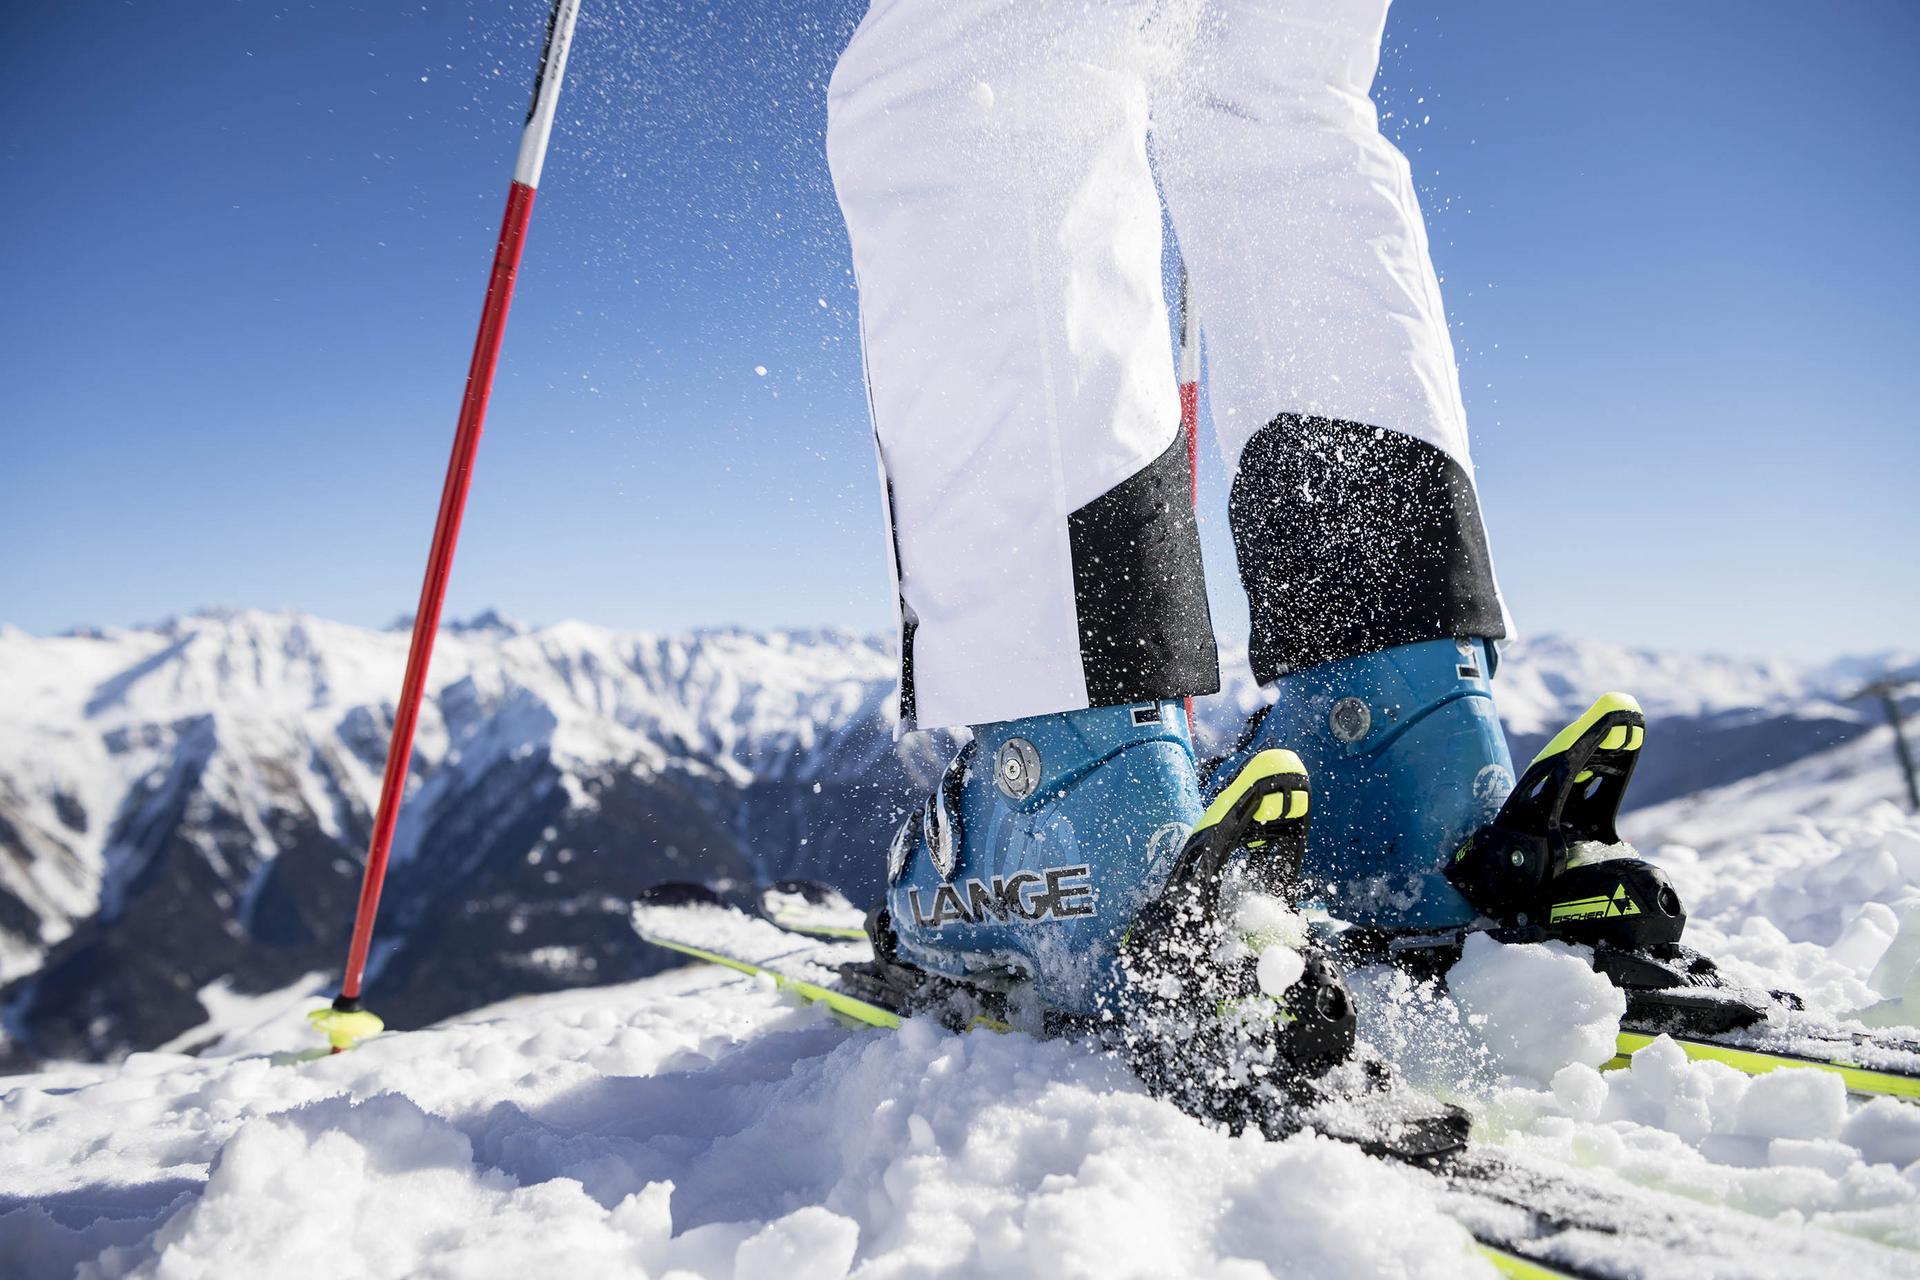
0,608,1911,1066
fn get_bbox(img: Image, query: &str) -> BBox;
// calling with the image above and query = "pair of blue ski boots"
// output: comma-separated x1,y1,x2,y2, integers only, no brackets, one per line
868,636,1691,1085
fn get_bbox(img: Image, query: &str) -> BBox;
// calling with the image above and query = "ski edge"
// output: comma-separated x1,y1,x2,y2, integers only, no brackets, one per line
1476,1244,1578,1280
642,933,900,1029
766,917,869,941
1609,1030,1920,1099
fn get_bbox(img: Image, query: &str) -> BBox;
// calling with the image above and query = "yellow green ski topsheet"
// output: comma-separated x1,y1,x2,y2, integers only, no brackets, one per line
1609,1030,1920,1099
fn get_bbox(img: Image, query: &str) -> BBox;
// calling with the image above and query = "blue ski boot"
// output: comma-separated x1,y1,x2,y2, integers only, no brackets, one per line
870,700,1204,1017
866,709,1467,1156
1206,641,1730,1033
1204,637,1515,930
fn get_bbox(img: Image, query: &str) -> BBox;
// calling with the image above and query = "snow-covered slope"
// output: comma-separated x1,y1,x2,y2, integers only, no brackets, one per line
0,608,899,967
0,609,1910,1066
1626,728,1920,1018
6,794,1920,1279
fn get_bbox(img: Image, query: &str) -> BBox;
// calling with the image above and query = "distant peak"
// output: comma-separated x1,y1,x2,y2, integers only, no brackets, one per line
444,609,528,636
145,605,271,639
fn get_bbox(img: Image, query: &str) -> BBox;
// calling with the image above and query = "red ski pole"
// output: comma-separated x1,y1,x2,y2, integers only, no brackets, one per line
1178,262,1200,728
1177,262,1200,508
311,0,583,1054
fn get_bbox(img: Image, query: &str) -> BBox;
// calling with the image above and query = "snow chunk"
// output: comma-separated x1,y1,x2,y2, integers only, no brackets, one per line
1603,1034,1750,1143
1843,1097,1920,1170
732,1207,857,1280
1233,892,1309,951
1732,1067,1848,1142
1446,933,1624,1083
1255,945,1306,998
1550,1063,1608,1121
91,1093,677,1278
1864,894,1920,1027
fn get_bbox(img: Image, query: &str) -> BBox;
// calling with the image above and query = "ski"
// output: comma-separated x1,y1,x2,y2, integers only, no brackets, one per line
755,879,870,940
1610,1027,1920,1099
1355,926,1920,1101
1360,930,1920,1101
735,875,1920,1105
633,897,1910,1280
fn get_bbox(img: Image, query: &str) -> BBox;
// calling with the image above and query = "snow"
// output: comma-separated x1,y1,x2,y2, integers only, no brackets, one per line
1628,736,1920,1018
0,609,900,982
1483,636,1911,738
759,883,866,938
5,620,1920,1274
10,769,1920,1278
1254,944,1305,998
6,941,1917,1278
155,972,333,1058
1473,1034,1920,1254
1443,935,1625,1085
1,966,1492,1280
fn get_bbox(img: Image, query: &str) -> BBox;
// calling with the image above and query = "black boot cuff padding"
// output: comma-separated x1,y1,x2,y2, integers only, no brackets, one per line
1068,428,1222,705
1230,414,1505,683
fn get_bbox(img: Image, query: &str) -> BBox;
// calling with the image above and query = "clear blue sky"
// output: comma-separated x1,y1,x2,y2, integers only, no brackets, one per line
3,0,1915,659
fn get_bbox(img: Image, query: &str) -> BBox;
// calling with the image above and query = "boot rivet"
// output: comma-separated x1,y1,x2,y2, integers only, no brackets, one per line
995,738,1041,801
1329,697,1371,742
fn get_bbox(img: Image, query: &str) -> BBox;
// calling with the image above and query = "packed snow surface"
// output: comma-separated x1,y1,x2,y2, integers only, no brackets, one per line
5,967,1499,1280
5,952,1919,1280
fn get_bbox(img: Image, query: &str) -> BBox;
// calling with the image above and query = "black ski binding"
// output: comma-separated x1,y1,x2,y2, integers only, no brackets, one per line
1445,695,1771,1032
1447,696,1687,946
1117,751,1468,1159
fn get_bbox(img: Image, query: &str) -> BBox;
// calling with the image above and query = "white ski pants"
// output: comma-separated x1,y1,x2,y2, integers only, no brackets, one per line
829,0,1504,731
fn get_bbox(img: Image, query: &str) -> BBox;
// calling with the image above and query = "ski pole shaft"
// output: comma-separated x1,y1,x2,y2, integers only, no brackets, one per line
1177,262,1200,508
333,0,582,1012
1881,689,1920,813
1178,261,1199,727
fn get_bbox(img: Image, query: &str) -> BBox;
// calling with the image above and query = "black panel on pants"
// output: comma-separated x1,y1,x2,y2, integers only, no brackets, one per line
1230,413,1504,684
1068,430,1222,706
